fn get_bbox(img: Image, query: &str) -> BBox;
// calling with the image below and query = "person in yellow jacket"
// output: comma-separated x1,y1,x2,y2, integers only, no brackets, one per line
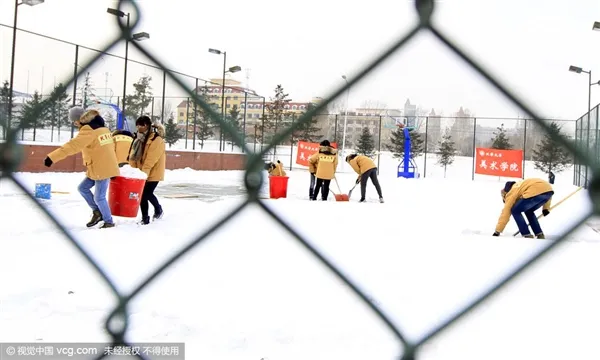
493,178,554,239
346,153,384,203
265,160,286,177
308,139,338,201
44,107,119,229
112,130,134,166
128,116,166,225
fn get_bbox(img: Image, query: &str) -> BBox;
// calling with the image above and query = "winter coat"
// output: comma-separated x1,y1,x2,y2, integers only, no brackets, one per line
268,160,286,177
129,124,166,182
348,155,376,175
308,145,338,180
112,130,134,165
495,178,553,233
47,110,119,181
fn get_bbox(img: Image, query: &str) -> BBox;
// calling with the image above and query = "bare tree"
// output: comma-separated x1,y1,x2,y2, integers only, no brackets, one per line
153,100,174,124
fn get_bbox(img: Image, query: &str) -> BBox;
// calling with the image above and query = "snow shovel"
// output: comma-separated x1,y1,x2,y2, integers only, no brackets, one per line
347,177,360,199
331,177,349,202
512,187,583,237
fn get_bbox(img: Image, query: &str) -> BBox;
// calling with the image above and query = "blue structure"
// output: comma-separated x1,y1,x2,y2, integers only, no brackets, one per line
397,127,420,179
86,99,129,132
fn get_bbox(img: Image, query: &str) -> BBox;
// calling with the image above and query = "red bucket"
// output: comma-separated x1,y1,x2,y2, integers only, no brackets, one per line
108,176,146,218
269,176,289,199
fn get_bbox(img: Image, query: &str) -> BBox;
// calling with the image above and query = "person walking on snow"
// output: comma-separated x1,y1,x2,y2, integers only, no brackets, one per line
493,178,554,239
308,140,338,201
44,107,120,229
346,153,384,203
128,116,166,225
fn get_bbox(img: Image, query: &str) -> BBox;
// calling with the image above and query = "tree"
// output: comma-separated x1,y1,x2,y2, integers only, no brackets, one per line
124,75,153,120
531,122,572,174
44,83,71,142
194,86,214,150
437,131,456,178
78,72,96,108
163,113,182,148
104,111,117,130
223,104,242,150
18,91,46,140
0,80,16,138
491,123,512,150
384,127,424,159
294,102,322,143
356,127,375,158
265,85,292,155
153,100,173,124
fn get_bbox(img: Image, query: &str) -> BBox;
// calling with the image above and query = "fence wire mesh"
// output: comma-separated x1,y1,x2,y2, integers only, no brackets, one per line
1,0,597,359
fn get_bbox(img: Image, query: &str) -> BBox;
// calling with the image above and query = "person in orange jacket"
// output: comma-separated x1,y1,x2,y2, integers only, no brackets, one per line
308,140,338,201
112,130,134,167
265,160,286,177
493,178,554,239
44,107,119,229
346,153,384,203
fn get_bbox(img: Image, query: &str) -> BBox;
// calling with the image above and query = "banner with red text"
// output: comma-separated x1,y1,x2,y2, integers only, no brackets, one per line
474,147,523,178
296,141,338,166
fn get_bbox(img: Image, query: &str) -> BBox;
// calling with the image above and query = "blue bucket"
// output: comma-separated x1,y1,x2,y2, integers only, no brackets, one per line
34,183,52,200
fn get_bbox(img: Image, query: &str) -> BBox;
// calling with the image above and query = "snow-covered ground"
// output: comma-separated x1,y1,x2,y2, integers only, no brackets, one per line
2,131,599,359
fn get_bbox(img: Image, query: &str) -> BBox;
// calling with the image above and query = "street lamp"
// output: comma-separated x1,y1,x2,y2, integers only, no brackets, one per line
569,65,593,114
6,0,45,138
592,21,600,31
341,75,350,168
107,8,150,117
208,48,241,151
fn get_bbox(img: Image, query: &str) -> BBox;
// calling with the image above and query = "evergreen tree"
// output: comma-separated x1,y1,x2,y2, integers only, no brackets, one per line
356,127,375,158
77,72,96,108
437,131,456,178
265,85,292,155
194,86,214,149
0,80,16,138
44,83,71,141
491,123,512,150
18,91,46,140
384,127,424,159
163,113,182,148
223,104,242,149
104,111,116,130
295,103,322,142
531,122,572,174
124,75,153,120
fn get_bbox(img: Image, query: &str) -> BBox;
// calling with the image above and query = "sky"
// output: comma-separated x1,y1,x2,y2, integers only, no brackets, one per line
1,0,600,122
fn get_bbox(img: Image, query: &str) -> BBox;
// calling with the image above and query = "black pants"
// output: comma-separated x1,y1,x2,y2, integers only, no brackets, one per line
312,178,331,200
309,173,316,198
360,168,383,200
140,181,161,219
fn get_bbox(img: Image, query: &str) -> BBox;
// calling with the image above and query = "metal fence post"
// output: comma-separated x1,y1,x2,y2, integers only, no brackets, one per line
150,97,154,119
423,116,429,179
242,92,247,153
70,44,79,139
377,115,382,174
161,70,166,123
334,114,338,143
471,117,477,181
261,97,265,153
193,78,198,151
184,97,189,149
289,114,294,171
522,119,527,179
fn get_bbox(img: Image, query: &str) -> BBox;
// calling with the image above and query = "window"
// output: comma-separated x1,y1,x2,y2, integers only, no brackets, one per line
179,112,184,117
300,105,305,110
233,96,238,101
292,105,297,110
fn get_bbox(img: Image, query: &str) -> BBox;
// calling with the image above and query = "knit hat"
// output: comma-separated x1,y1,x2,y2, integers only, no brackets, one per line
69,106,85,122
320,139,330,147
503,181,516,193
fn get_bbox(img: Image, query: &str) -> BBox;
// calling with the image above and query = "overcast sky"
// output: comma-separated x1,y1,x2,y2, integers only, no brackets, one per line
1,0,599,122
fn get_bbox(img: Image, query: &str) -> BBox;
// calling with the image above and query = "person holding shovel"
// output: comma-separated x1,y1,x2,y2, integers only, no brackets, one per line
346,154,384,203
308,140,338,201
493,178,554,239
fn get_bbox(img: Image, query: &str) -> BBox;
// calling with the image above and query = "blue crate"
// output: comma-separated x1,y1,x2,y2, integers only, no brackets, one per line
34,183,52,200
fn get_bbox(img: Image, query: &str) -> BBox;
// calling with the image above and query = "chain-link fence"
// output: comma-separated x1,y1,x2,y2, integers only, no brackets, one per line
574,103,600,188
1,0,597,359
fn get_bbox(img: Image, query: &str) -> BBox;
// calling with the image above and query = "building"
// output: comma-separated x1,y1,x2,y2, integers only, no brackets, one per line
175,78,316,127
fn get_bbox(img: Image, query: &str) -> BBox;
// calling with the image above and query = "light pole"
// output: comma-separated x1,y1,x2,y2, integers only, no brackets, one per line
7,0,44,138
569,65,600,186
107,8,149,117
592,21,600,31
341,75,350,169
208,48,241,151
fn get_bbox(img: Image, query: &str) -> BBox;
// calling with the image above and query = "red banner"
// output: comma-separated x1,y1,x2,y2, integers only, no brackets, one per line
474,147,523,178
296,141,337,167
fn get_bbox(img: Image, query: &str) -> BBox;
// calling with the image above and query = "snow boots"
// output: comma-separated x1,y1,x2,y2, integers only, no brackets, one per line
86,210,102,228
